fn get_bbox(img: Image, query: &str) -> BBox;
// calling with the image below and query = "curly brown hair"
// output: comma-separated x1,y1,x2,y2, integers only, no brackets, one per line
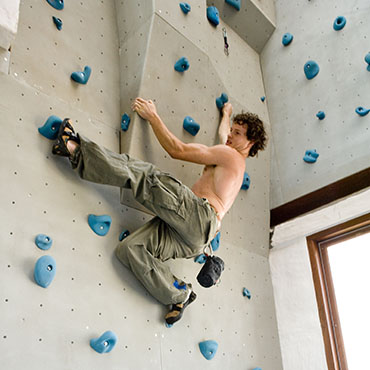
233,112,268,157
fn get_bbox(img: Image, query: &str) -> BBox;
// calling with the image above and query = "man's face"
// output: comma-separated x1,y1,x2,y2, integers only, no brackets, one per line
226,123,249,150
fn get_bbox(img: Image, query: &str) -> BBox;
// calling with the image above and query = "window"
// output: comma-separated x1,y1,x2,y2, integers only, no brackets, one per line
306,213,370,370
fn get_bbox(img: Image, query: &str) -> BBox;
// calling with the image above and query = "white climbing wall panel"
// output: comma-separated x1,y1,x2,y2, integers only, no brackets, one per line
0,1,282,369
261,0,370,209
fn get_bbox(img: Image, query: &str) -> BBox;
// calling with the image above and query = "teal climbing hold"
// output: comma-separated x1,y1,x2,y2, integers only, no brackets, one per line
333,16,346,31
195,254,207,264
199,340,218,360
253,368,262,370
35,234,53,250
225,0,240,11
210,232,220,252
282,33,293,46
304,61,320,80
241,172,250,190
121,113,131,131
38,115,63,140
355,107,370,116
52,16,63,30
174,57,190,72
34,255,56,288
316,111,325,120
183,116,200,136
303,149,319,163
119,229,130,242
365,53,370,71
216,93,228,110
71,66,92,84
260,96,266,102
46,0,64,10
88,214,112,236
207,6,219,26
90,331,117,354
179,3,191,14
243,288,251,299
173,280,187,290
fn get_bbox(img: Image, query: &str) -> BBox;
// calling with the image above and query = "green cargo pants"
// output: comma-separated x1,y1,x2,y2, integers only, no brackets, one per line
70,135,219,305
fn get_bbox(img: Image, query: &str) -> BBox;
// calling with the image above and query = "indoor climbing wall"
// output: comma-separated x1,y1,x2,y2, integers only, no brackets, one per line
261,0,370,209
1,0,282,369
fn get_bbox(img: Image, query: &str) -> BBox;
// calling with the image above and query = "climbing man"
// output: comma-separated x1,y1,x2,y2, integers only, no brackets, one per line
51,97,267,325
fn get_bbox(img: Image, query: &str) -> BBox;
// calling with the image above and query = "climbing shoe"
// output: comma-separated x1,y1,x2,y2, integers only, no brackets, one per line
165,291,197,325
52,118,80,157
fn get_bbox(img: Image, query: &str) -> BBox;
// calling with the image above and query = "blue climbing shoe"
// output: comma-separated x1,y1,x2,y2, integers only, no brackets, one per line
165,291,197,325
52,118,80,157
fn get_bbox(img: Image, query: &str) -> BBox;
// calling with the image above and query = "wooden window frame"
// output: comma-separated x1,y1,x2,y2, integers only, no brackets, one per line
306,213,370,370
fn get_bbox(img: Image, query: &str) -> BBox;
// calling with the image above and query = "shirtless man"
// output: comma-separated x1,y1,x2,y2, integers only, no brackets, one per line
52,97,267,325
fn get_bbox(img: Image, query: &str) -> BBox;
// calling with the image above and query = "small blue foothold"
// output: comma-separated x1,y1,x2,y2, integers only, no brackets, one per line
121,113,131,131
174,57,190,72
216,93,228,110
210,232,220,252
165,322,173,328
207,6,219,26
119,229,130,242
253,368,262,370
225,0,241,11
38,115,63,140
34,255,56,288
90,331,117,354
333,16,346,31
195,254,207,264
88,214,112,236
199,340,218,360
71,66,92,84
260,96,266,102
183,116,200,136
282,33,293,46
179,3,191,14
35,234,53,250
365,53,370,71
46,0,64,11
303,149,319,163
355,107,370,116
316,111,325,120
243,288,251,299
241,172,250,190
304,60,320,80
52,16,63,30
173,280,187,290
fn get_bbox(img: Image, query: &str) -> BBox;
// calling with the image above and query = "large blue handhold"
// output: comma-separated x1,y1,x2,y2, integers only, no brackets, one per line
90,331,117,354
38,115,63,140
207,6,219,26
46,0,64,10
71,66,92,84
195,254,207,264
183,116,200,136
52,16,63,30
282,33,293,46
121,113,131,131
199,340,218,360
225,0,240,11
216,93,228,110
355,107,370,117
241,172,250,190
333,16,346,31
210,232,220,252
174,57,190,72
179,3,191,14
365,53,370,71
34,255,56,288
35,234,53,250
88,214,112,236
303,149,319,163
304,61,320,80
316,111,325,120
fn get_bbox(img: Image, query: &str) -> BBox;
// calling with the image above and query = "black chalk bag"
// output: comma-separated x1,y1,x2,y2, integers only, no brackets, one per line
196,245,225,288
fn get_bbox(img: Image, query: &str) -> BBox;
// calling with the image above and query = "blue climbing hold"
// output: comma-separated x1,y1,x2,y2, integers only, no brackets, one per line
216,93,228,110
199,340,218,360
243,288,251,299
174,57,190,72
38,115,63,140
183,116,200,136
304,61,320,80
316,111,325,120
34,255,56,288
252,368,262,370
35,234,53,250
173,280,187,290
52,16,63,30
71,66,92,84
121,113,131,131
88,214,112,236
207,6,219,26
282,33,293,46
225,0,240,11
119,229,130,242
333,16,346,31
241,172,250,190
355,107,370,116
90,331,117,354
165,322,173,328
179,3,191,14
303,149,319,163
260,96,266,102
46,0,64,11
195,254,207,264
210,232,220,252
365,53,370,71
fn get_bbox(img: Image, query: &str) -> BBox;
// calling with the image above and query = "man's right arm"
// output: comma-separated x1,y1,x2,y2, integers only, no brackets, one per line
218,103,232,144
